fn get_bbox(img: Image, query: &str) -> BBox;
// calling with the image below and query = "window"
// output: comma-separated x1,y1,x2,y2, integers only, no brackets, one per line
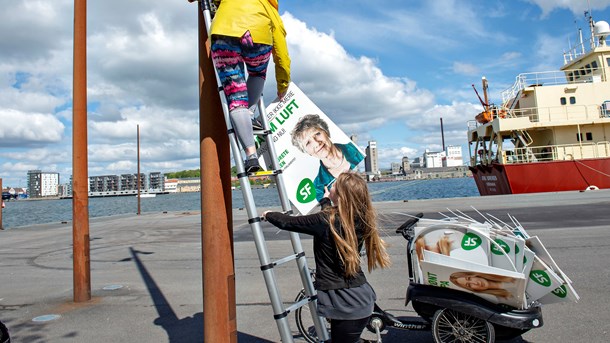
577,133,583,141
586,132,593,141
592,60,598,70
570,96,576,104
567,72,574,82
607,58,610,67
585,64,592,74
560,97,567,105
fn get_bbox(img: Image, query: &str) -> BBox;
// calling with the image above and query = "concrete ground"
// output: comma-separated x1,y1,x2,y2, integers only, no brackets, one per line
1,189,609,342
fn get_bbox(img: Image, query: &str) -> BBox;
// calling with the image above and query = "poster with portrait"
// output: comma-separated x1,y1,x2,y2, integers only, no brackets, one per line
413,224,491,266
421,250,527,309
257,82,366,214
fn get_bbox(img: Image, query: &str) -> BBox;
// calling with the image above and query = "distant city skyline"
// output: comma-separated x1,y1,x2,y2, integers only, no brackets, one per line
2,143,466,188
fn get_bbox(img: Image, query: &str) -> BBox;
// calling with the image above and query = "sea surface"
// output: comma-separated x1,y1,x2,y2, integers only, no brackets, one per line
1,178,478,229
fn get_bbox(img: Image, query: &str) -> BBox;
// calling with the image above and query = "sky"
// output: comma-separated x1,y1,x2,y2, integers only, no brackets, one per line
2,0,610,187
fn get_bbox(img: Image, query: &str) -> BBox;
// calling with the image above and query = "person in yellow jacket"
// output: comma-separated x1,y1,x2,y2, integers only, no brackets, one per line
211,0,291,173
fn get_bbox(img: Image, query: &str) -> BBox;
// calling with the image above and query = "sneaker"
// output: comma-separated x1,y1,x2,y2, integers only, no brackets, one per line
251,117,264,131
244,158,261,173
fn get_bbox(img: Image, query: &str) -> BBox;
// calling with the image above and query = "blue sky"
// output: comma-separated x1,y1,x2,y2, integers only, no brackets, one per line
1,0,610,187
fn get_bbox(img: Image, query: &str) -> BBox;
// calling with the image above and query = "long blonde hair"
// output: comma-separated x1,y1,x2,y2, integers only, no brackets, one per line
326,172,391,277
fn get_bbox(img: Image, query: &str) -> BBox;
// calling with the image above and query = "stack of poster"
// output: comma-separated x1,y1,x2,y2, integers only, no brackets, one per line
413,215,579,309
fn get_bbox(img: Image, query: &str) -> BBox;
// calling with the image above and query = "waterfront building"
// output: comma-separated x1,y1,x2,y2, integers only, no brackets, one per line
424,149,444,168
89,175,120,193
120,174,136,190
164,178,178,193
58,172,164,197
27,170,60,198
149,172,164,192
365,141,379,177
419,146,464,169
391,162,401,175
444,145,464,167
401,156,411,174
177,178,201,193
410,157,424,169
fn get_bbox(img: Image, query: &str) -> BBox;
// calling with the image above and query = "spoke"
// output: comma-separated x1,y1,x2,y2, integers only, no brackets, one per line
470,328,489,343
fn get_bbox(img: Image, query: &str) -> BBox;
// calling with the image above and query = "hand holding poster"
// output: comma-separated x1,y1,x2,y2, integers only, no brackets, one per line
258,82,365,214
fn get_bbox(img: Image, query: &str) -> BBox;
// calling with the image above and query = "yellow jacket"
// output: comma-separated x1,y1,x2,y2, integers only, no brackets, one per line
211,0,290,94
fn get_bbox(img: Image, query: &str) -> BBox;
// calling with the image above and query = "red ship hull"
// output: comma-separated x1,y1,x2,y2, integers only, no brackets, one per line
469,158,610,195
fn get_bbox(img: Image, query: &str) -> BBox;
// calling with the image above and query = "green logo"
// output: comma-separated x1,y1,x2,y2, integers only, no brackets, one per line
296,178,316,203
491,239,510,255
461,233,482,250
551,285,568,298
515,244,520,254
530,270,551,287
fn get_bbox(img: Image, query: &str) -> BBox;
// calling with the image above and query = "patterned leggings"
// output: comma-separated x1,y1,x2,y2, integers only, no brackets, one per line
211,35,272,111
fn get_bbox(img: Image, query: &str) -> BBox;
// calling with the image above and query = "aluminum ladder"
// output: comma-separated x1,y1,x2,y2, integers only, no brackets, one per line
195,1,329,341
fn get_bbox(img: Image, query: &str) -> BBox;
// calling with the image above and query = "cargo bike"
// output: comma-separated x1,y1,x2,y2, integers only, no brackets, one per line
295,213,545,343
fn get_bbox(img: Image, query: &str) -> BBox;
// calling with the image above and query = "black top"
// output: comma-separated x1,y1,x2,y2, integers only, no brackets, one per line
265,198,367,291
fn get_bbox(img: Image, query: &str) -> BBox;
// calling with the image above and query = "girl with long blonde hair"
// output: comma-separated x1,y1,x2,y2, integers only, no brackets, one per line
263,172,390,342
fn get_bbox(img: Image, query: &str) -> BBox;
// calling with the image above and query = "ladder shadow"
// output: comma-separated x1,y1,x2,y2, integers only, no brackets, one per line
129,247,274,342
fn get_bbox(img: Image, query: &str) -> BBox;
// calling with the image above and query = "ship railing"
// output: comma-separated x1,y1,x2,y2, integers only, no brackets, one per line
468,102,609,133
507,141,610,164
562,35,604,64
467,120,478,131
501,67,608,105
507,104,603,122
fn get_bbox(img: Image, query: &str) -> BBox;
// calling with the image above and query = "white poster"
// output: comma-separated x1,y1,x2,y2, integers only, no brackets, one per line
489,234,525,272
258,82,365,214
413,224,490,266
421,251,527,309
525,256,564,303
538,281,580,304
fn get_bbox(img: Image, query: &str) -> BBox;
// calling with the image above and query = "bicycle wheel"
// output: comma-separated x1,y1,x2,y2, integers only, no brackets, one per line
432,308,495,343
294,289,330,343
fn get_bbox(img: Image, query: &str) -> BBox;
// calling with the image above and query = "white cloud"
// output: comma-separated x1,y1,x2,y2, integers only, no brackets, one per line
274,13,435,134
0,109,65,147
453,62,480,76
525,0,610,17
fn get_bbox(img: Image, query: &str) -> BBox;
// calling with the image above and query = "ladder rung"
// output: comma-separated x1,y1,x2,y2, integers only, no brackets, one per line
252,169,276,176
236,169,280,178
260,251,305,271
284,293,318,314
253,128,272,135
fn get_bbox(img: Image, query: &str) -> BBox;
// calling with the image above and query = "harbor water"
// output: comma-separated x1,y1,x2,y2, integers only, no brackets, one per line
1,178,478,229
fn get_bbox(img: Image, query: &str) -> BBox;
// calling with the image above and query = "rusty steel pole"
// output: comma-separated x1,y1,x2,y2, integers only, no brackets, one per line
137,124,141,215
196,3,237,342
72,0,91,302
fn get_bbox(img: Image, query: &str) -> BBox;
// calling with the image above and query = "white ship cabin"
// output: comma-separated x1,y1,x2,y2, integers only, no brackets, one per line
468,18,610,166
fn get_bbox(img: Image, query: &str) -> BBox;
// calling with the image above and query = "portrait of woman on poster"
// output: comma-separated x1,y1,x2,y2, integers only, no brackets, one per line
291,114,364,201
449,271,516,299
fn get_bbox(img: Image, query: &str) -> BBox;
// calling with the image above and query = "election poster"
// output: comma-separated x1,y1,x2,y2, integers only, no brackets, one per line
257,82,365,214
413,224,491,266
421,250,527,309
